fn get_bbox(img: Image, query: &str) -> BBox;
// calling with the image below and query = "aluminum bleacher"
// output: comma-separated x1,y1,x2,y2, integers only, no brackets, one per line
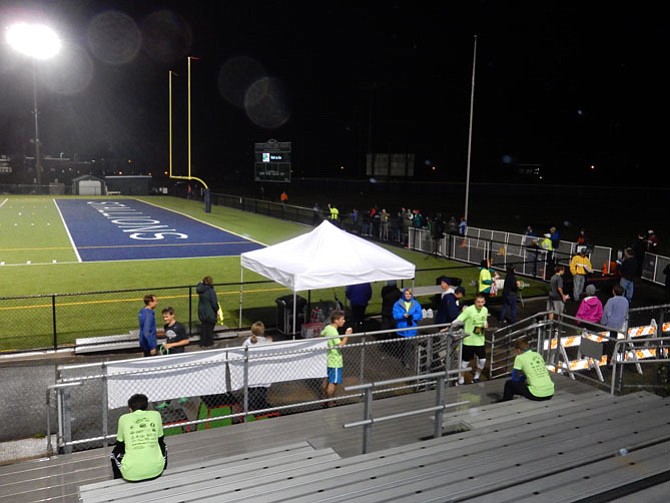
72,379,669,503
1,376,668,503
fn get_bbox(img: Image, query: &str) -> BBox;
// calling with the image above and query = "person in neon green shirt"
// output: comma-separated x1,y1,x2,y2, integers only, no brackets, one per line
477,258,495,299
110,394,167,481
453,293,489,384
321,309,352,406
501,338,554,401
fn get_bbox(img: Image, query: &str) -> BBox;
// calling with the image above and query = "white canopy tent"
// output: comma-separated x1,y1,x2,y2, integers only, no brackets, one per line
240,220,416,334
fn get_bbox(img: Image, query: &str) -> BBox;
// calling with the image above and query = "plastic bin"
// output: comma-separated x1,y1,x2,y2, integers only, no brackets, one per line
275,295,307,334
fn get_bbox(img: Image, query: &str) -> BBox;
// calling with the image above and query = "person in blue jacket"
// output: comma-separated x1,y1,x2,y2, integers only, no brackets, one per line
392,288,423,369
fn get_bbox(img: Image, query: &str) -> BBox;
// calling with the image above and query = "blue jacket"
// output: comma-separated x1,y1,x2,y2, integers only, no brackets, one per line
138,307,157,352
346,283,372,306
436,292,461,324
392,289,423,337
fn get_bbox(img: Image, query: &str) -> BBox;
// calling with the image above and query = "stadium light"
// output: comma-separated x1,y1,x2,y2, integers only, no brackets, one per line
6,22,62,189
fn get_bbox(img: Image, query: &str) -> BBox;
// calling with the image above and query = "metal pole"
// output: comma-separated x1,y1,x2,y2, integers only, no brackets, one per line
187,57,192,179
101,363,109,446
243,347,250,420
434,374,445,438
464,34,478,222
32,61,42,189
169,70,174,178
362,387,373,454
51,295,57,351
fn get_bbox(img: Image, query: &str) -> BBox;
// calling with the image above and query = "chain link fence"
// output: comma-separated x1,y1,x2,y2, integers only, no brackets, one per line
48,302,670,455
0,266,479,355
49,324,462,453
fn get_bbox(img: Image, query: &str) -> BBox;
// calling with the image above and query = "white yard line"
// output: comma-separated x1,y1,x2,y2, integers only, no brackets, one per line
52,198,82,263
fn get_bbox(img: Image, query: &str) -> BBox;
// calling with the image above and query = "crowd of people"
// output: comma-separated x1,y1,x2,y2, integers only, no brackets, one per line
120,217,667,483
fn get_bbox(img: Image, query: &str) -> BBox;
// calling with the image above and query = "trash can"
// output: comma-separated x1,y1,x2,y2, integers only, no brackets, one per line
275,295,307,335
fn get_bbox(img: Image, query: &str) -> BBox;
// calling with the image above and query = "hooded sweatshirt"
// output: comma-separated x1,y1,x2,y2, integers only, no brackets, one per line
392,289,423,337
576,295,603,324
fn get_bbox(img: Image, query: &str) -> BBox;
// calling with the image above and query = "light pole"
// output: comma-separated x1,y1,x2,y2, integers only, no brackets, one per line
5,22,61,189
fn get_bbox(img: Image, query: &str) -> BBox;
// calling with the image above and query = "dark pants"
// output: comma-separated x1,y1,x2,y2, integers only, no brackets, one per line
110,440,167,480
350,304,367,331
200,321,214,347
499,294,517,323
502,380,553,402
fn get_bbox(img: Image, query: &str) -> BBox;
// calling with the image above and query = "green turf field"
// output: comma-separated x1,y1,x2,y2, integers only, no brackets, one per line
0,195,547,351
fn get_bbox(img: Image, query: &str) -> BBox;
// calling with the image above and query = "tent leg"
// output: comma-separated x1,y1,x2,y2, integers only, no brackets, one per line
292,292,297,339
239,269,244,329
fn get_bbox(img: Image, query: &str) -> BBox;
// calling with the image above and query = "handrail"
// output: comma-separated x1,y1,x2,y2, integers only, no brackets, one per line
344,369,470,454
610,337,670,395
46,382,81,456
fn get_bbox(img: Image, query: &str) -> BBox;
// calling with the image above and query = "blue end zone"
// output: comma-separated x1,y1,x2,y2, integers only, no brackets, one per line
56,199,264,262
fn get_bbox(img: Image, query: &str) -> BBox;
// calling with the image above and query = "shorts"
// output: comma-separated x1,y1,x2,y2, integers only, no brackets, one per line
546,298,565,315
327,367,343,384
462,345,486,361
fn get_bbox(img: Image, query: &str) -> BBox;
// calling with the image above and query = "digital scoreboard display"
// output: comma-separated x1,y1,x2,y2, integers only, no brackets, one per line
254,140,292,182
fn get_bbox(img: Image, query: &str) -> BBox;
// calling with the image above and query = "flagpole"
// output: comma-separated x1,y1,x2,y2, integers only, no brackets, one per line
464,34,477,223
169,70,176,178
188,56,192,179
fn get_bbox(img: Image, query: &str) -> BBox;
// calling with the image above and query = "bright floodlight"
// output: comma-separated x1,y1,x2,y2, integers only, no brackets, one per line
6,22,61,60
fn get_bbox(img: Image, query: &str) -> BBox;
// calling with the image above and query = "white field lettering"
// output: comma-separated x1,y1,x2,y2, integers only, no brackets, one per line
87,201,188,240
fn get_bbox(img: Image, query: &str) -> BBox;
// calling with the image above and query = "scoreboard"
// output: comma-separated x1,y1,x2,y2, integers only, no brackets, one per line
254,139,291,182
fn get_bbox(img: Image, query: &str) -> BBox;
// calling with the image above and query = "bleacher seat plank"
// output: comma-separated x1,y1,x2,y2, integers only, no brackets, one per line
79,446,340,503
463,440,670,502
442,389,639,431
78,440,315,494
230,394,668,502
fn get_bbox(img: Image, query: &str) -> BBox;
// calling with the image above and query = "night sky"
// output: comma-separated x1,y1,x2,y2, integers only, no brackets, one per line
0,1,668,188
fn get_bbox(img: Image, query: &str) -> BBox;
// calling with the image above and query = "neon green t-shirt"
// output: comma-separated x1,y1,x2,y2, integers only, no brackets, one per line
457,304,488,346
513,350,555,398
116,409,165,481
321,324,343,368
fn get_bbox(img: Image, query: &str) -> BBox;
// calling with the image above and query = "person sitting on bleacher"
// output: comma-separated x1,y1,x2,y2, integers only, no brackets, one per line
110,394,168,482
501,339,554,402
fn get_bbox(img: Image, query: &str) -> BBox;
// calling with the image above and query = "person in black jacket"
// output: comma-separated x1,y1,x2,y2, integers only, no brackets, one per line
617,247,637,303
196,276,219,348
437,286,465,325
499,265,520,324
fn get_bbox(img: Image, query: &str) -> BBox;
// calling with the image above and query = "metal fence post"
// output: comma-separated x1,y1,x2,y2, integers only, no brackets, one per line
102,362,109,446
359,334,366,384
51,294,57,351
243,347,250,421
362,387,373,454
433,374,445,439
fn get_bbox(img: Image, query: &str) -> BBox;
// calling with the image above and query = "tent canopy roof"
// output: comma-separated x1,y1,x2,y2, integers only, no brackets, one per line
240,221,416,292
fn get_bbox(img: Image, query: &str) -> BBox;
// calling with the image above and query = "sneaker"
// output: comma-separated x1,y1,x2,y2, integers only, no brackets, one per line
473,378,480,383
178,397,189,404
155,401,170,410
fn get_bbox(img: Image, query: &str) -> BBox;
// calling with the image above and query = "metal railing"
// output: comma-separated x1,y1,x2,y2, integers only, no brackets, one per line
489,308,670,397
47,324,464,454
343,371,470,454
47,305,670,455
